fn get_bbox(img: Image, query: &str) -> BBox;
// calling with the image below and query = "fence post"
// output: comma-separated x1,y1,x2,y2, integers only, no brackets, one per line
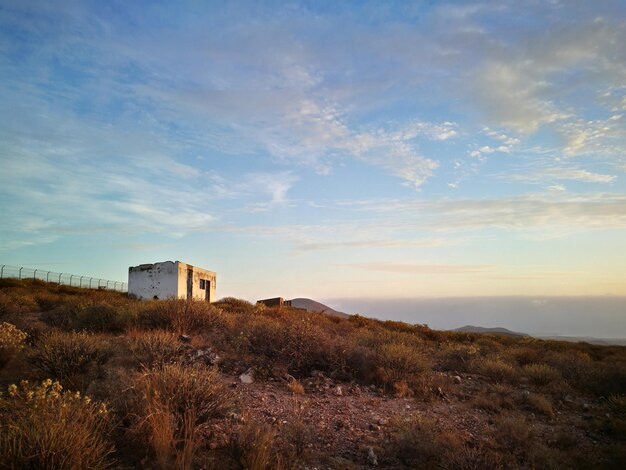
33,269,37,280
79,276,84,288
58,273,62,283
46,271,50,282
19,267,23,279
89,278,93,289
0,265,5,279
69,275,74,286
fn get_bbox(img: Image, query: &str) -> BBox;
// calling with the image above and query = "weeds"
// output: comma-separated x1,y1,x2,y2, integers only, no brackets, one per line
0,379,114,469
0,322,27,368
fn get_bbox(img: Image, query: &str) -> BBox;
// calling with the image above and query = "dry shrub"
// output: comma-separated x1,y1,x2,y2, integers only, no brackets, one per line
607,394,626,417
474,358,517,383
525,393,555,417
389,415,458,468
128,329,186,368
139,300,226,334
438,343,479,372
138,363,237,424
543,350,592,383
215,297,257,315
445,445,504,470
0,322,27,368
287,379,305,395
375,342,431,390
228,421,283,470
29,331,111,389
523,363,562,386
0,291,38,319
74,302,137,333
493,415,533,450
131,364,237,468
0,379,114,469
34,292,65,311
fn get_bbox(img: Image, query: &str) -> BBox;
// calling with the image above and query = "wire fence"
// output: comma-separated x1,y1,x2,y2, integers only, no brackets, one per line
0,265,127,292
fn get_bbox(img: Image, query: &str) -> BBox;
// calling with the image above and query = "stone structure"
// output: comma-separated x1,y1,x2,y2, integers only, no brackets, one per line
128,261,216,301
256,297,293,308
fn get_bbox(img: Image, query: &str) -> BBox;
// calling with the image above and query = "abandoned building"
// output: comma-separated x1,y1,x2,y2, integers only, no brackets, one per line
128,261,216,301
256,297,293,308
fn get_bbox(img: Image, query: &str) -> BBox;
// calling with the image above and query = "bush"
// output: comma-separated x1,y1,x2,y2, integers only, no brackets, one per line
132,364,237,468
388,415,456,468
29,331,111,389
0,322,27,368
523,363,562,386
139,300,226,334
0,379,114,469
128,330,187,368
138,363,237,425
475,358,517,383
375,342,431,390
228,421,282,470
525,393,555,417
74,302,137,333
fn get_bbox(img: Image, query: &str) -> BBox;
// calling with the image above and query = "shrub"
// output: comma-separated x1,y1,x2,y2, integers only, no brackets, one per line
0,379,114,469
493,415,533,450
525,393,555,417
607,394,626,417
138,363,237,425
29,331,111,389
287,379,305,395
74,302,137,333
375,342,431,390
475,358,517,383
0,322,27,368
128,330,186,368
139,300,226,334
523,363,562,386
228,421,282,470
388,415,455,468
133,364,237,468
438,343,479,372
215,297,257,315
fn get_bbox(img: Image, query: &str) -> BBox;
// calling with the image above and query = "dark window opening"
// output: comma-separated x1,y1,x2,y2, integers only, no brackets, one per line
199,279,206,289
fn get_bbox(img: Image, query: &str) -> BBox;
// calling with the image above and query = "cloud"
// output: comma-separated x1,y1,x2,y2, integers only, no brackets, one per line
343,192,626,232
347,262,495,274
507,167,616,184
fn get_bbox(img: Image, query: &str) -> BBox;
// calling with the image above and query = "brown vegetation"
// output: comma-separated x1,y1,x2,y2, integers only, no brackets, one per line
0,278,625,468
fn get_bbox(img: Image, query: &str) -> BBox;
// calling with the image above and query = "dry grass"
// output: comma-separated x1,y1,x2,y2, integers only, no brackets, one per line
523,363,562,386
0,322,27,369
127,329,186,368
29,330,111,390
0,379,114,469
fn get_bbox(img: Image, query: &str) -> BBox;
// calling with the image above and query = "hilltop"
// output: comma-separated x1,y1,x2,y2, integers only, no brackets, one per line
287,298,350,318
1,279,625,469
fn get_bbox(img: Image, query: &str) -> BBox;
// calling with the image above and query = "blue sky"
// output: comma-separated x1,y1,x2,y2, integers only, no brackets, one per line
1,1,626,313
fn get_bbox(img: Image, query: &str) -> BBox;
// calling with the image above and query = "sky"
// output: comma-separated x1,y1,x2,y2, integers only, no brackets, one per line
1,1,625,334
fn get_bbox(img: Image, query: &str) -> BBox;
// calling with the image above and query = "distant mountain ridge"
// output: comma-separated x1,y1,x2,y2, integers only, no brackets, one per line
452,325,528,337
288,298,349,318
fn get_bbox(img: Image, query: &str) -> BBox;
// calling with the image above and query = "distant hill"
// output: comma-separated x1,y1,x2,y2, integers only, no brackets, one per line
537,335,626,346
452,325,528,337
288,298,350,318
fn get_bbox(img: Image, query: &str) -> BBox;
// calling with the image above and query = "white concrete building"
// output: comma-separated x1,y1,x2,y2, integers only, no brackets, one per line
128,261,216,301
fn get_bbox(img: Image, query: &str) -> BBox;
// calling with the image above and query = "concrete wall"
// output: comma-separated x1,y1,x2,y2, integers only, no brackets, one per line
128,261,217,302
128,261,179,300
177,261,217,302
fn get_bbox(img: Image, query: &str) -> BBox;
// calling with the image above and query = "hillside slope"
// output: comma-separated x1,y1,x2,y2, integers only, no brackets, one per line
0,279,624,468
288,297,349,318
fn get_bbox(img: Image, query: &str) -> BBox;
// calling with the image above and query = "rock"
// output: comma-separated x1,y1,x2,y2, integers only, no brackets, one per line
377,418,387,426
179,334,192,343
453,375,462,384
239,369,254,384
366,446,379,466
368,423,381,432
334,386,343,396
